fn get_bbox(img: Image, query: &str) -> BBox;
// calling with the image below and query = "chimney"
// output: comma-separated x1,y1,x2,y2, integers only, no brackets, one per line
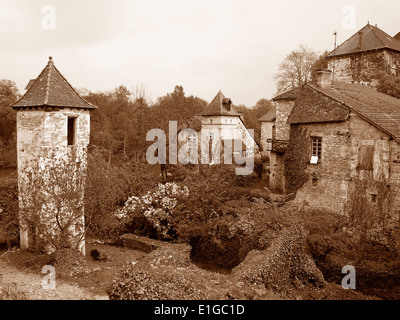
358,31,364,49
316,69,333,88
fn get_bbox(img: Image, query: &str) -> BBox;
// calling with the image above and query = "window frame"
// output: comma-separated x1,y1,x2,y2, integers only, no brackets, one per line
67,116,77,146
311,136,323,163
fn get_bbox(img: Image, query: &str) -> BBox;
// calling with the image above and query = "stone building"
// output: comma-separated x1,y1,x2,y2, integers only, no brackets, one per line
259,87,301,192
198,91,259,164
259,24,400,212
326,23,400,86
11,57,97,254
258,105,276,160
285,71,400,213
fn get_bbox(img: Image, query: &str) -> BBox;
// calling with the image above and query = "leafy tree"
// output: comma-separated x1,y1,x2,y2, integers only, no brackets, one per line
376,71,400,99
0,80,20,167
274,45,318,94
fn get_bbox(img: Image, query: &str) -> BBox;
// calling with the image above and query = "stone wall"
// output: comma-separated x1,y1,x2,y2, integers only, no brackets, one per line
267,100,295,193
274,100,295,141
290,113,400,213
260,121,274,157
17,108,91,253
327,49,400,86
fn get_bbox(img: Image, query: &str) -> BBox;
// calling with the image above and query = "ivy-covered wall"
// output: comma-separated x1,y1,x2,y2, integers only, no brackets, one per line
283,125,310,194
327,49,400,86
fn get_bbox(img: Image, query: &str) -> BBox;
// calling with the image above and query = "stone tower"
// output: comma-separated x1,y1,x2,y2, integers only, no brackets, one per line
199,91,258,163
10,57,97,254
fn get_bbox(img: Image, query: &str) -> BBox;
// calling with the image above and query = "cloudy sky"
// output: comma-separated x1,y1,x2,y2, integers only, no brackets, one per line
1,0,400,106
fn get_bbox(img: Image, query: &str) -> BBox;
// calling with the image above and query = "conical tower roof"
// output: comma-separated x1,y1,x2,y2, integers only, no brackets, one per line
11,57,97,110
199,91,241,116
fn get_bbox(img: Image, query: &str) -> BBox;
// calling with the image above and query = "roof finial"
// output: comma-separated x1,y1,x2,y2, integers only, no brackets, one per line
48,56,53,65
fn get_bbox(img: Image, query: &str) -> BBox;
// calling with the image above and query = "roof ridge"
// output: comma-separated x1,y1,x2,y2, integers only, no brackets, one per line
44,58,53,105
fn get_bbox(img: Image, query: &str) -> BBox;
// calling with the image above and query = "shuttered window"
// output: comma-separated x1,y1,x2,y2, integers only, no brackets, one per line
357,146,374,170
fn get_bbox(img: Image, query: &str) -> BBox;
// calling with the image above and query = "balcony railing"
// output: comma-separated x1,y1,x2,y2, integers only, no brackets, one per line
266,139,289,153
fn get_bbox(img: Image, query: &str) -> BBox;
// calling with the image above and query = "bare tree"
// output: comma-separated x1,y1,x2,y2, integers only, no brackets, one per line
274,45,318,94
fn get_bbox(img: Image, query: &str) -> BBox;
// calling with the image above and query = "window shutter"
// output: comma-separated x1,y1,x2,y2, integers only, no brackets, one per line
357,146,374,170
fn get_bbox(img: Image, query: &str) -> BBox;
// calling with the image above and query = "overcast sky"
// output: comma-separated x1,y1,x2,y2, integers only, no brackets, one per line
1,0,400,107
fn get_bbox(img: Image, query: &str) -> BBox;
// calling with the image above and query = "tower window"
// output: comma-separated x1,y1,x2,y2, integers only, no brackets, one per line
67,117,76,146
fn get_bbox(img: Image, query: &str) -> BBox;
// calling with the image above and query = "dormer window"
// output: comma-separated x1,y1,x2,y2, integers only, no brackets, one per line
222,98,232,112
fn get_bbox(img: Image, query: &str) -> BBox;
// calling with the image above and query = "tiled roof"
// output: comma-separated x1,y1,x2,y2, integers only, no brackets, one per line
258,106,276,122
287,82,400,142
287,84,350,124
199,91,241,116
11,57,97,110
272,86,302,101
326,24,400,58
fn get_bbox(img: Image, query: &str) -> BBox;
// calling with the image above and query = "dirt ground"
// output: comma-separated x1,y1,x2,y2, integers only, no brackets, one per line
0,236,378,301
0,240,147,300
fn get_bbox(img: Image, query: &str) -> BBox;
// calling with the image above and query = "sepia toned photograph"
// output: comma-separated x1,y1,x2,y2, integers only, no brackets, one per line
1,0,400,309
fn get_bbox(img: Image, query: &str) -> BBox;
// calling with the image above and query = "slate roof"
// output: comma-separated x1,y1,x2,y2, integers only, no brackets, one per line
258,106,276,122
287,82,400,142
199,91,241,116
326,24,400,58
11,57,97,110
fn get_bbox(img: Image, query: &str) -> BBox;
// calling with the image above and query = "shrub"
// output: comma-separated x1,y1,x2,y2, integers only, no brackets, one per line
85,147,156,240
117,182,189,240
0,172,19,247
107,265,207,300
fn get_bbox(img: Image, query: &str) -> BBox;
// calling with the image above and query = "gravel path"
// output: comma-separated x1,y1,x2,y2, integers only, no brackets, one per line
0,257,108,300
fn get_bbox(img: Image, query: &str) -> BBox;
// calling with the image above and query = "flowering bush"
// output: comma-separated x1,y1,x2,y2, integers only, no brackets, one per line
118,183,189,239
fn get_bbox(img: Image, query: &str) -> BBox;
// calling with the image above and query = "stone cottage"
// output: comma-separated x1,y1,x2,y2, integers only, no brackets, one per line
259,24,400,213
11,57,97,253
326,23,400,86
285,71,400,213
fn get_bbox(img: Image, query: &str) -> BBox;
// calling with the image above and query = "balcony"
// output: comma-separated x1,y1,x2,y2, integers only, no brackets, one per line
266,139,289,153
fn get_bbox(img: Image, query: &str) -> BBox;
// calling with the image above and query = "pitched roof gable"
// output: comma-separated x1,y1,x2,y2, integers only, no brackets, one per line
272,86,302,101
199,91,241,116
287,85,350,124
288,82,400,142
258,106,276,122
327,24,400,58
11,57,97,110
